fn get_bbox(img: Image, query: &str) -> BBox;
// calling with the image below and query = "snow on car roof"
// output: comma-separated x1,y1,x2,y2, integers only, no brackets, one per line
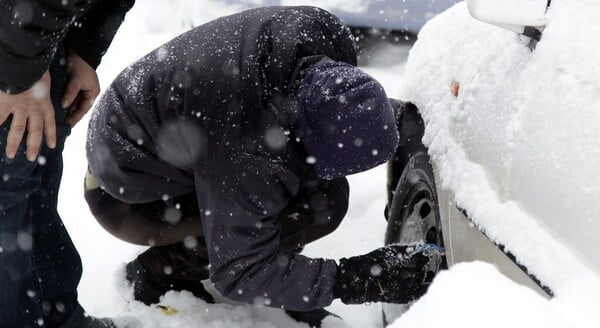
401,0,600,324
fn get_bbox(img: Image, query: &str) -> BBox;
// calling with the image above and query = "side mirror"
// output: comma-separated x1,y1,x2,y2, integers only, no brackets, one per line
467,0,550,35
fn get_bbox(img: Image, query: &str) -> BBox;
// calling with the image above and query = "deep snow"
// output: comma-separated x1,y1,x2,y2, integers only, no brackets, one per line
56,1,600,327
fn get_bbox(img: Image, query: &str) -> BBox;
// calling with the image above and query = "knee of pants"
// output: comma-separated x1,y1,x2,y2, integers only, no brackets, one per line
84,187,146,245
85,187,203,246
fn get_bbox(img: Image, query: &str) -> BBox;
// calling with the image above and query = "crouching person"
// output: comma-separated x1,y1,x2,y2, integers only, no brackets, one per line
84,6,442,327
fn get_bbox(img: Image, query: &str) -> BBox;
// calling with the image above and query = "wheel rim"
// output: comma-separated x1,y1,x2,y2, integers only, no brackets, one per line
397,184,440,246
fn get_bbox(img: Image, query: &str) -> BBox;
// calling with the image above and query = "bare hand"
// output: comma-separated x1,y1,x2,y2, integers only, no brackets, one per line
0,71,56,161
62,51,100,127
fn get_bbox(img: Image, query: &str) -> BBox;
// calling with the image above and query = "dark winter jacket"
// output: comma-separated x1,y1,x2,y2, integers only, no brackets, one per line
0,0,135,93
87,6,398,311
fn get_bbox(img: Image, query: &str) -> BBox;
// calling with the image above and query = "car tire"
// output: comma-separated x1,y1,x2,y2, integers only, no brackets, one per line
381,150,447,325
385,151,443,248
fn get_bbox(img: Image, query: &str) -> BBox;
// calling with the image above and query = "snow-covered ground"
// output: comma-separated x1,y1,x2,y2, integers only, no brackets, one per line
57,1,599,327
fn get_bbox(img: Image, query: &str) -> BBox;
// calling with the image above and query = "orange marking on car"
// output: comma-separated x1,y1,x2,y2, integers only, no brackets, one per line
451,80,460,97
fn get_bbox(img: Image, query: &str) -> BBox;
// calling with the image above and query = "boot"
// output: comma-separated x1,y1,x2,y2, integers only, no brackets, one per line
285,308,341,328
125,243,215,305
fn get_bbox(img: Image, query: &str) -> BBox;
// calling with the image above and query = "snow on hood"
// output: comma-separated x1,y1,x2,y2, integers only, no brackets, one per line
400,0,600,324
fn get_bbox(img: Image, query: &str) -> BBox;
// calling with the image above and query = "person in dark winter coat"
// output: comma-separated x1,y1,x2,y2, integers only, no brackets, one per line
0,1,140,327
84,6,442,327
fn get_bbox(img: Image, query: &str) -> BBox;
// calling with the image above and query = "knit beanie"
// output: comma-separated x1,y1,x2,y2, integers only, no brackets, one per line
295,58,399,179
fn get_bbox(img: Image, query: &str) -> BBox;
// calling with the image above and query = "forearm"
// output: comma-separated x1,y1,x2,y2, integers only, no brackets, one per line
209,243,339,311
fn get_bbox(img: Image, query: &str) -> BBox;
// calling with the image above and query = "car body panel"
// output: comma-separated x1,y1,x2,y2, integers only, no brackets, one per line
435,168,550,298
401,1,600,296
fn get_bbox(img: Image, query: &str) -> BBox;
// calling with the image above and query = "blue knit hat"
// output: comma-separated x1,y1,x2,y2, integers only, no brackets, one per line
295,58,399,179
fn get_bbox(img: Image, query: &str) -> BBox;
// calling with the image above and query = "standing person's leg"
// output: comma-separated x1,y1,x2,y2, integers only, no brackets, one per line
0,46,77,327
0,45,136,328
29,45,86,327
0,160,42,326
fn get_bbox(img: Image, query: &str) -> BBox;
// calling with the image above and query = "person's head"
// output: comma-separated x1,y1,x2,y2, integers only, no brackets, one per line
295,58,399,179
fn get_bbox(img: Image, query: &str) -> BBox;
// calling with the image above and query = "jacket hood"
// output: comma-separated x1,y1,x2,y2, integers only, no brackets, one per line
295,58,399,179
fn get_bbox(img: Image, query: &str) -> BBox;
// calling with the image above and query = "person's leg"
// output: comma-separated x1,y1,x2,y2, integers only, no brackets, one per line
0,45,134,328
45,47,141,328
86,174,349,258
27,45,88,328
0,172,43,327
84,173,349,310
84,180,202,247
84,183,212,305
0,45,79,327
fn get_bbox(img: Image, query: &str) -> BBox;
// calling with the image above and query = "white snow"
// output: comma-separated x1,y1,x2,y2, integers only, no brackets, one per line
392,262,569,328
57,1,600,327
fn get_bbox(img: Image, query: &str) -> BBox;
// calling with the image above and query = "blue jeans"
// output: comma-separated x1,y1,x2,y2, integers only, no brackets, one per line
0,46,84,327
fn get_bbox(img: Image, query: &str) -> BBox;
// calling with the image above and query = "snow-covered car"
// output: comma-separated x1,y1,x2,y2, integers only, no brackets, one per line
384,0,600,323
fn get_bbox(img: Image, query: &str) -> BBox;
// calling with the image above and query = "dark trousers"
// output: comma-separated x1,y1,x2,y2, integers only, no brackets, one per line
84,178,348,287
0,47,84,327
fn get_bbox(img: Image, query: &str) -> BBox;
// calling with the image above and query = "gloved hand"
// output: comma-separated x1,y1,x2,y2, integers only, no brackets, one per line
333,243,443,304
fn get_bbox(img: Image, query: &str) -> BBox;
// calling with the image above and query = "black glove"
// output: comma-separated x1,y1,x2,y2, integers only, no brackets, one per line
333,243,443,304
